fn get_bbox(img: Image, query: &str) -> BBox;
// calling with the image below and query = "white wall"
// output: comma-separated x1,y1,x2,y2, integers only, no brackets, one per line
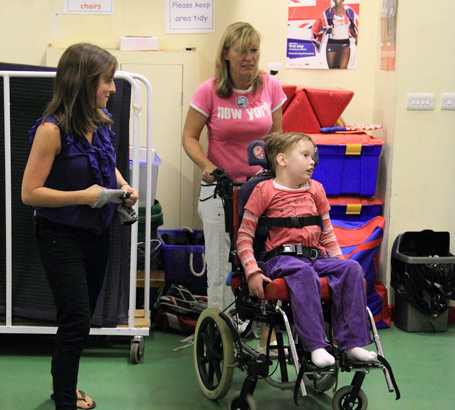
373,1,455,288
1,0,454,296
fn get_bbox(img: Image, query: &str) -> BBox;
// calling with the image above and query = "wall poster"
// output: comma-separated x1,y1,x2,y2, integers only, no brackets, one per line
287,0,360,70
63,0,113,14
380,0,397,71
165,0,214,34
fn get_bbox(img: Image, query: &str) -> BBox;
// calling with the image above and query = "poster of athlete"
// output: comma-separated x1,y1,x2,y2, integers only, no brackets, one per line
287,0,360,69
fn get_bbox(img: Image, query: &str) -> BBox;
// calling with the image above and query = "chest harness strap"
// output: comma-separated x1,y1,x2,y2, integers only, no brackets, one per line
258,215,323,230
258,215,326,262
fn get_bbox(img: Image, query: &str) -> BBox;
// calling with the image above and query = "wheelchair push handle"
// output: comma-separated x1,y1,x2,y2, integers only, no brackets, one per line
210,168,229,182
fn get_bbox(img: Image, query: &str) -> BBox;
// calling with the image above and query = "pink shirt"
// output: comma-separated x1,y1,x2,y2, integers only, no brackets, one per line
237,178,341,278
245,179,330,251
190,73,286,182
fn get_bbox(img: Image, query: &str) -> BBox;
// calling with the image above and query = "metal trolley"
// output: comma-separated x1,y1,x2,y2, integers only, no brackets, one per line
0,70,155,364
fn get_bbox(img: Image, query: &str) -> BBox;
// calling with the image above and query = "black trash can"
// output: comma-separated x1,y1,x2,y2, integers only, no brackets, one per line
391,230,455,332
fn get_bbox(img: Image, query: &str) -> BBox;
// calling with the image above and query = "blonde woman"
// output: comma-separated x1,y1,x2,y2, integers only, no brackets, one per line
182,22,286,320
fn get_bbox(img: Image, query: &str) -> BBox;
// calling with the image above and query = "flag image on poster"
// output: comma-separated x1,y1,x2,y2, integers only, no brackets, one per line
287,0,360,70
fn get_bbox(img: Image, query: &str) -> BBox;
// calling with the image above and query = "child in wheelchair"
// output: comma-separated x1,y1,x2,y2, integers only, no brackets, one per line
237,132,377,368
194,132,399,409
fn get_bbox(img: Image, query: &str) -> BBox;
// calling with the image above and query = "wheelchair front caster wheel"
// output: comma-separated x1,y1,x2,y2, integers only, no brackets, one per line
332,385,368,410
228,391,258,410
130,336,145,364
305,373,337,393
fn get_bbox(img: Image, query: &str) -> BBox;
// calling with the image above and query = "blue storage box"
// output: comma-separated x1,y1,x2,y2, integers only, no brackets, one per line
158,229,207,295
310,133,384,196
328,196,383,222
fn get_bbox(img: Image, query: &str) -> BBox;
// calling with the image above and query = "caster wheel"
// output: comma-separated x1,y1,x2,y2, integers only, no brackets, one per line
305,373,337,393
194,308,235,400
228,391,258,410
251,321,262,339
332,385,368,410
130,336,145,364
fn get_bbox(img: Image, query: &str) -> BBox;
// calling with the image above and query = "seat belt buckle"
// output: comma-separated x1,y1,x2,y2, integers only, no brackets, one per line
282,244,294,253
309,248,319,260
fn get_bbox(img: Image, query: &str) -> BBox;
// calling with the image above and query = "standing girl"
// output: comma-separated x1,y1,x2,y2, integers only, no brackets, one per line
22,43,138,410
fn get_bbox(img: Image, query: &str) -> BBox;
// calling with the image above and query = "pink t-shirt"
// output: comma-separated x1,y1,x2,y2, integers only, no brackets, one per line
244,179,330,251
190,73,286,182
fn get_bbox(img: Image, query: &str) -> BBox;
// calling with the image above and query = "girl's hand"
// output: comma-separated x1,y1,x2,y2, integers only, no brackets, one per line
85,184,105,207
120,184,139,206
247,273,272,300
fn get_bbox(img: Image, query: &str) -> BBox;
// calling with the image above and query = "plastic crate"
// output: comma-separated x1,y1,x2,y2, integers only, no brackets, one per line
310,133,384,196
129,148,161,207
328,196,382,222
158,229,207,295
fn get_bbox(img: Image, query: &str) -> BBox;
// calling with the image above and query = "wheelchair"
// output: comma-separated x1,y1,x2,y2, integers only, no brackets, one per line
193,140,400,410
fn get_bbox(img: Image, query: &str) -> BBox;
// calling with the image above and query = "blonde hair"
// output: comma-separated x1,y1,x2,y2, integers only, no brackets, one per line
264,132,315,173
215,22,263,98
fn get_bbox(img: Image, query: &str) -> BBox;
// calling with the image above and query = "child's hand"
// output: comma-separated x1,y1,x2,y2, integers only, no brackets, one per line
247,272,272,300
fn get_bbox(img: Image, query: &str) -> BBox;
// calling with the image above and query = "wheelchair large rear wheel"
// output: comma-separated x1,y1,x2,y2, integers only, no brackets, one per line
194,307,235,400
332,385,368,410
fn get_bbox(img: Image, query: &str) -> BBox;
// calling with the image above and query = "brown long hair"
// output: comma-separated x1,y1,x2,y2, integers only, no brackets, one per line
43,43,117,136
215,22,263,98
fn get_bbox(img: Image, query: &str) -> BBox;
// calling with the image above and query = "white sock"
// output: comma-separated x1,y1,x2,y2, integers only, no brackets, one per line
311,348,335,368
345,347,377,362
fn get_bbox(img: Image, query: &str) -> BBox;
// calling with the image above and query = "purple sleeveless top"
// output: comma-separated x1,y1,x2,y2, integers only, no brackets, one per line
28,110,118,234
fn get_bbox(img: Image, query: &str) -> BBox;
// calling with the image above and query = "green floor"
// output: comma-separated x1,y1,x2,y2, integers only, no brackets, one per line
0,323,454,410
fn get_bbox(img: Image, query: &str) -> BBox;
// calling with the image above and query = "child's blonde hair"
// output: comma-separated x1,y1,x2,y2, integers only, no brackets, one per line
264,132,315,173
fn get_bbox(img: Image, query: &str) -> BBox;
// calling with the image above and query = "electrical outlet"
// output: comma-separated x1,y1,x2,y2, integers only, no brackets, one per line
441,93,455,110
267,62,282,80
406,93,434,110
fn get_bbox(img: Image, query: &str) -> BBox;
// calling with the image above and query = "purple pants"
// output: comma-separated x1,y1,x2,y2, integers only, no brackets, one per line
265,255,371,352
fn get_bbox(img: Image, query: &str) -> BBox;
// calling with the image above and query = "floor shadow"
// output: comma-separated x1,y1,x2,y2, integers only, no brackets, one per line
32,399,53,410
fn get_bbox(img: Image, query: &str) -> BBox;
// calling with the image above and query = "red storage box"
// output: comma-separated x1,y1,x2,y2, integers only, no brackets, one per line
310,133,384,196
328,196,383,222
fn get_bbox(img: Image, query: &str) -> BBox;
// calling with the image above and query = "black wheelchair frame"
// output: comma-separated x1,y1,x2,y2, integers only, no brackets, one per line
193,169,400,410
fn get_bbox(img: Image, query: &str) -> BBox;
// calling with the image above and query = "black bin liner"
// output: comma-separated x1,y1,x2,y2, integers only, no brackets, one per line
391,230,455,318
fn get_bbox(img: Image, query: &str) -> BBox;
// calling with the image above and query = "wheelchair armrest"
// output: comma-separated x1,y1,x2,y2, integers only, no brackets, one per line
265,277,331,303
264,277,367,303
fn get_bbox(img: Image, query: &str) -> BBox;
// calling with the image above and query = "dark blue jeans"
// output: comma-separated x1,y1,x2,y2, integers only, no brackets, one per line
36,218,110,410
